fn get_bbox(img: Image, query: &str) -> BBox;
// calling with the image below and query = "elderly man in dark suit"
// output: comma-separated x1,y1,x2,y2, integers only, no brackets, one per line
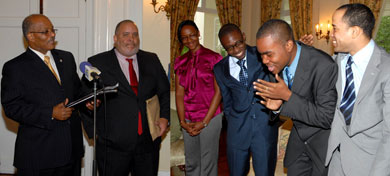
81,20,170,176
1,14,84,176
254,19,338,176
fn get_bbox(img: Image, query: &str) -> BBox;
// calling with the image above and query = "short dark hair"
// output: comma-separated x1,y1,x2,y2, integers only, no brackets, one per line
115,20,135,35
256,19,295,44
337,3,375,39
177,20,199,43
218,23,242,40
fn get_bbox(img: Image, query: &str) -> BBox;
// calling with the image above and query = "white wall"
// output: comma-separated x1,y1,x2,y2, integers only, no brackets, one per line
142,0,171,173
312,0,348,55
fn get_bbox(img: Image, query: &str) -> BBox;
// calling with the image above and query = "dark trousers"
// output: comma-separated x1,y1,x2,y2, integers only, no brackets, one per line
287,151,328,176
17,158,81,176
97,134,160,176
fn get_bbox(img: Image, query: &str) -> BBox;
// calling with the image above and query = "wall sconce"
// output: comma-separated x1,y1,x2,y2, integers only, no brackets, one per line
151,0,171,20
315,20,331,44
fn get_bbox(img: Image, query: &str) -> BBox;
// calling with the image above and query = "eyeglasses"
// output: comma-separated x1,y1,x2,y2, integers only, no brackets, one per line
225,40,245,53
30,29,58,35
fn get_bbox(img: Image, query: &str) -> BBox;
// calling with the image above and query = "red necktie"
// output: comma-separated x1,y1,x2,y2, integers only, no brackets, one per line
126,58,142,135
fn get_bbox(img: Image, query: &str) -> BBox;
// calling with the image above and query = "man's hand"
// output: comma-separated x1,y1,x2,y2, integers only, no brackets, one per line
253,74,292,101
259,96,283,111
299,34,314,46
156,118,169,136
52,98,74,121
86,99,101,111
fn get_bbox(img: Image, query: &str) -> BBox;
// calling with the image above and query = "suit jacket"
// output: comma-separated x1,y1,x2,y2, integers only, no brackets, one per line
1,48,84,169
81,48,170,152
326,44,390,176
281,43,338,173
214,45,278,150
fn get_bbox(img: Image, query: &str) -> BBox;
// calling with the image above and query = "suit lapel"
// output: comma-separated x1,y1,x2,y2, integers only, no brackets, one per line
291,45,310,93
246,46,261,88
136,51,145,96
335,54,347,127
355,45,381,105
27,49,61,86
222,56,240,86
106,49,134,96
51,50,64,86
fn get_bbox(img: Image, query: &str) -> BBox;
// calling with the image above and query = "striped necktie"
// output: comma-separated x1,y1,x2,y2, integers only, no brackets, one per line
44,56,61,84
340,56,355,125
285,67,293,89
237,59,248,87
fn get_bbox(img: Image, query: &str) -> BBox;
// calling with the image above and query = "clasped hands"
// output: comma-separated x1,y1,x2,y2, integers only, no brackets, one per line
253,74,292,111
181,121,206,136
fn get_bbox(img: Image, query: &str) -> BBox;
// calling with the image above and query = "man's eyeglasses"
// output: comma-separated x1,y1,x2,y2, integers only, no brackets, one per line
30,29,58,35
225,40,244,53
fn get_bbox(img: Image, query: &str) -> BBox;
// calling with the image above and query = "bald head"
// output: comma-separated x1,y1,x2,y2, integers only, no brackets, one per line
22,14,50,40
256,19,294,44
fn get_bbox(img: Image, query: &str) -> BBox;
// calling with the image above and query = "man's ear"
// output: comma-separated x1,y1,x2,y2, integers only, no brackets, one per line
242,32,246,42
26,33,34,42
350,26,362,39
285,40,294,52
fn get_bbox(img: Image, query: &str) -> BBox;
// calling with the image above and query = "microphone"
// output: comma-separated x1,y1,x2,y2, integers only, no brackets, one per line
80,61,101,81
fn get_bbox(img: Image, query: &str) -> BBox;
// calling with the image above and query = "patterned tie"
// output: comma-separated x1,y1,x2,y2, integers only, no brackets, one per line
285,67,293,89
340,56,355,125
126,58,142,135
44,56,61,84
237,59,248,87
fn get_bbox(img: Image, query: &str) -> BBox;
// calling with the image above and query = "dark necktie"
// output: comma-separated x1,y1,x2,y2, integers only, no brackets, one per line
237,59,248,87
285,67,293,89
340,56,355,125
126,58,142,135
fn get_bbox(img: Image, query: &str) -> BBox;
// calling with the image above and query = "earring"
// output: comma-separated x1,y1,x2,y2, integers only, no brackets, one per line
199,36,202,40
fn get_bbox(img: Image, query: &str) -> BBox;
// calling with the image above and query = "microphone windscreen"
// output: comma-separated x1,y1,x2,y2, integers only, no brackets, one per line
79,61,92,74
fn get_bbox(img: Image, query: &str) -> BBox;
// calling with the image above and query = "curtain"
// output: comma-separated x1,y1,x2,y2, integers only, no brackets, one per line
260,0,282,26
216,0,242,27
170,0,199,90
349,0,384,21
289,0,313,40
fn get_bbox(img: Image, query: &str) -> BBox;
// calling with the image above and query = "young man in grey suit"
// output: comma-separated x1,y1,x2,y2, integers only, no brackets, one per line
325,4,390,176
254,19,338,176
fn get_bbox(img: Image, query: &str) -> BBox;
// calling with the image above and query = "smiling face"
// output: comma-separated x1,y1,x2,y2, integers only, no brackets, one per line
114,21,140,57
331,9,354,53
180,25,201,53
220,30,246,60
256,35,293,74
27,15,56,54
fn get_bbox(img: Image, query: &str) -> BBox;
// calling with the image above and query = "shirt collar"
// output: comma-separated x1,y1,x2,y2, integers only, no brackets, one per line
348,39,374,70
283,42,301,77
115,48,137,61
29,47,53,61
229,50,248,66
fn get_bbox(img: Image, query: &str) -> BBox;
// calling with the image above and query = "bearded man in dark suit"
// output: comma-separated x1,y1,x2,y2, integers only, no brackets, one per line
81,20,170,176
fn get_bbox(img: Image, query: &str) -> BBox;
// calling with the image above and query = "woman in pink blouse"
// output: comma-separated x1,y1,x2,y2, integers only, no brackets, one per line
174,20,223,176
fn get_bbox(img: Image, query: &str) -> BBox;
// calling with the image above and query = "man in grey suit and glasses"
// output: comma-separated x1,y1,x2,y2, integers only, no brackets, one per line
326,3,390,176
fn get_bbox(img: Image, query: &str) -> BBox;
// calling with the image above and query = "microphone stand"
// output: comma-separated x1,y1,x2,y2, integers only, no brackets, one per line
92,79,98,176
